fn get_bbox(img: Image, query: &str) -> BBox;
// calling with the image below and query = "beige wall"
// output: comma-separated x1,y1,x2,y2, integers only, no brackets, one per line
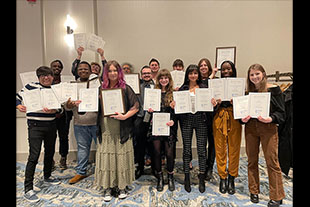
16,0,292,161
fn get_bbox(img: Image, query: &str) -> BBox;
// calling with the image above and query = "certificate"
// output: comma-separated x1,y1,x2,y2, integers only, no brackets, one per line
226,78,245,100
152,113,170,136
143,88,161,111
101,88,125,116
40,89,61,110
170,70,185,89
61,75,76,83
61,82,78,101
74,33,87,49
21,89,42,113
249,92,270,118
86,33,106,52
124,73,140,94
88,77,101,89
233,95,249,119
78,88,98,112
208,78,225,100
208,78,245,101
19,71,38,87
173,90,191,114
195,88,214,112
215,46,236,68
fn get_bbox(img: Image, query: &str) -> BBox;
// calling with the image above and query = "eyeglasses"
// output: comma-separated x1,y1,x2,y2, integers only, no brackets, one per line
142,72,151,75
39,74,53,78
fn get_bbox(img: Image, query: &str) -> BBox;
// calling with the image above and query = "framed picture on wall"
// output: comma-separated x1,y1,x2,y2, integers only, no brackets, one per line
215,46,236,68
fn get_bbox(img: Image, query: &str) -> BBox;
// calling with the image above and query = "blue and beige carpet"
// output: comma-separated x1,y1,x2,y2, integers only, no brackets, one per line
16,156,293,206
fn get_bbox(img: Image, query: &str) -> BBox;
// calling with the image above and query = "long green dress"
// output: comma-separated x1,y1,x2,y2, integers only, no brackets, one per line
95,116,135,190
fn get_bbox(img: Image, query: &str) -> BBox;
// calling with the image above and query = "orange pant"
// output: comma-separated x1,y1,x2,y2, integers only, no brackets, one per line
245,119,285,201
213,107,242,179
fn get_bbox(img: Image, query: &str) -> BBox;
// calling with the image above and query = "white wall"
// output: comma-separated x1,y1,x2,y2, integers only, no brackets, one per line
16,0,292,161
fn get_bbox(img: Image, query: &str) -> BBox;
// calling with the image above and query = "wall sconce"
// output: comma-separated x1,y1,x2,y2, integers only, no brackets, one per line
64,14,77,34
64,14,77,47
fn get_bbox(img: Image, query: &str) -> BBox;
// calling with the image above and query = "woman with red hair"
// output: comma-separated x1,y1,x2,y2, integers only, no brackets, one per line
95,60,139,201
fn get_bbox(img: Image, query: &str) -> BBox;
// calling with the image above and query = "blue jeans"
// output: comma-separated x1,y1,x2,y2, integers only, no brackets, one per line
73,125,97,175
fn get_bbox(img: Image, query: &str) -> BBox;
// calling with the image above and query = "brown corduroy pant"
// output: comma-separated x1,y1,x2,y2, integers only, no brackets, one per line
213,107,242,179
245,119,285,201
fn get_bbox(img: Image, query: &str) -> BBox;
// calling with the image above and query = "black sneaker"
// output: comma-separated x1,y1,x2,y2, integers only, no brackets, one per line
44,176,60,185
24,190,40,203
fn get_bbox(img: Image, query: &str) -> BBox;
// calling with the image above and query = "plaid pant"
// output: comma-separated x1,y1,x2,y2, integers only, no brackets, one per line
180,113,207,173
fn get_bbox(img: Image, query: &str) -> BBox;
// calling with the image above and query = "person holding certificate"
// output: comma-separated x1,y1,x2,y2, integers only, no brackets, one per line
16,66,61,203
173,64,217,193
212,60,242,195
50,59,73,170
198,58,217,181
65,61,99,185
241,64,285,207
146,69,176,192
95,60,139,201
71,46,107,80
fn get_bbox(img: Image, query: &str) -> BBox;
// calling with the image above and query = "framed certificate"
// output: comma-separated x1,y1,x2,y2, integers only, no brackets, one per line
195,88,214,112
215,46,236,68
152,113,170,136
124,73,141,94
173,90,191,114
101,88,125,116
143,88,161,111
78,88,99,112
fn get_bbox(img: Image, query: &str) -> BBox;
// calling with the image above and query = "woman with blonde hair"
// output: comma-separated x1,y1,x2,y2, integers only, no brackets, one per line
242,63,285,207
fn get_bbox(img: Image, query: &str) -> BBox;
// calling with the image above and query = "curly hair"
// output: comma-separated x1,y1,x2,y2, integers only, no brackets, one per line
155,69,174,107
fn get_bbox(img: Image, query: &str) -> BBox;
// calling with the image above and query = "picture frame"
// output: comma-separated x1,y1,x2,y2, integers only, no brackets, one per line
100,88,125,116
215,46,236,68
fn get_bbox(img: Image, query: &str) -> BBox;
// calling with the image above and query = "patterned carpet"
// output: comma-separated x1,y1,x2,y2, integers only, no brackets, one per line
16,156,293,206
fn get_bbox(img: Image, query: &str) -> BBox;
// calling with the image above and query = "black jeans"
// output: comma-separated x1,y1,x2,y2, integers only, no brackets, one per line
55,110,72,157
24,120,57,193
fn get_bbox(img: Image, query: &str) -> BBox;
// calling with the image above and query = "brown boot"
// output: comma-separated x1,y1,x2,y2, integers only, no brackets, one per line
68,174,87,184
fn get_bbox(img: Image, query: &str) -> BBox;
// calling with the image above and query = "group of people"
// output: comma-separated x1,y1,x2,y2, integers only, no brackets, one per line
16,47,286,207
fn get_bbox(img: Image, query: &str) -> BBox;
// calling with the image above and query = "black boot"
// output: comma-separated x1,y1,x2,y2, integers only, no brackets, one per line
219,178,227,194
198,173,205,193
205,168,213,181
267,199,282,207
227,174,235,195
168,173,175,191
156,172,164,192
184,173,191,192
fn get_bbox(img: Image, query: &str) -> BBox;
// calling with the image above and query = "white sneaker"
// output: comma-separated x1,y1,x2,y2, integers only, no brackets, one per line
118,189,127,199
103,188,112,202
24,190,40,203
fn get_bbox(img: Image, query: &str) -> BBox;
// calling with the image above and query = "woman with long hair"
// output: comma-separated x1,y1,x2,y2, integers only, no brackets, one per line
212,60,242,195
95,60,139,201
242,63,285,207
147,69,177,191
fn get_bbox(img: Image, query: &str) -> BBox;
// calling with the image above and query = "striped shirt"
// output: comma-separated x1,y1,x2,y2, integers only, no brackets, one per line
16,82,61,122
